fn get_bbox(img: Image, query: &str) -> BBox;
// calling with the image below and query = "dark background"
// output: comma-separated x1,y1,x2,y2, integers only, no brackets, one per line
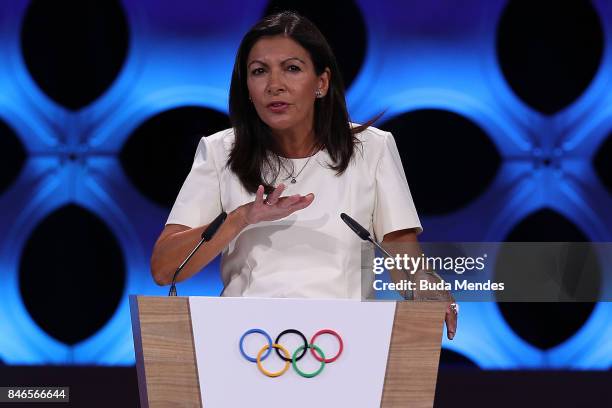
0,0,611,406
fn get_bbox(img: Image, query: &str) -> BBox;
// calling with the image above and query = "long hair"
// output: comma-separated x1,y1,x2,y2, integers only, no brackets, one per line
227,11,377,194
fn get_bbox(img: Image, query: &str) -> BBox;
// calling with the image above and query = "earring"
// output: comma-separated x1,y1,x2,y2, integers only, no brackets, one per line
315,89,323,98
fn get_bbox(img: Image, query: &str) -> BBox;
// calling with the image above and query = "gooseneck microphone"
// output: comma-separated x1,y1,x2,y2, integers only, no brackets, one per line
168,212,227,296
340,212,413,300
340,213,393,258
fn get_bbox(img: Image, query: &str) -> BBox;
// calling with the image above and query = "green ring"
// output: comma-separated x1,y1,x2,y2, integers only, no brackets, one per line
292,343,325,378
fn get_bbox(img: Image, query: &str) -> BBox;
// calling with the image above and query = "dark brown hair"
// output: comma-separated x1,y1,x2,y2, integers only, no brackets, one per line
227,11,377,194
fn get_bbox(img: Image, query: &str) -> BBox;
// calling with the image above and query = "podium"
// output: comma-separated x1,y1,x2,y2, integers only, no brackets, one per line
130,296,446,407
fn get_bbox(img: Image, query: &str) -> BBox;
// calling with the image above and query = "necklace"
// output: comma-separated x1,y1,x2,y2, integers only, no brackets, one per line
280,149,317,184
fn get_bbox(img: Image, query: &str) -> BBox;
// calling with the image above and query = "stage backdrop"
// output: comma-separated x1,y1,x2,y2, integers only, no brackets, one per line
0,0,610,369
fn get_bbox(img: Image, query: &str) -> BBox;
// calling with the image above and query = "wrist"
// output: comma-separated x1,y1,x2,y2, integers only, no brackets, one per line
231,205,251,230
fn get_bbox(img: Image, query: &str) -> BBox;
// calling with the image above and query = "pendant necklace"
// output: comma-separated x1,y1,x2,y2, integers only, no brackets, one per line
280,147,318,184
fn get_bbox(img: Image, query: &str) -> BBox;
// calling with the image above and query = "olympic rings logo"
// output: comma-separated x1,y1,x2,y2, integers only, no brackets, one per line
239,328,344,378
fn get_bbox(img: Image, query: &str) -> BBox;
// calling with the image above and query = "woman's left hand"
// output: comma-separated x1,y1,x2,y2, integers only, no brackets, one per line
444,298,458,340
411,269,458,340
382,229,459,340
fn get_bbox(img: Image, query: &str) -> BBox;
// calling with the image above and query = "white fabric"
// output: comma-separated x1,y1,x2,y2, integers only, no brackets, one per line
166,125,422,299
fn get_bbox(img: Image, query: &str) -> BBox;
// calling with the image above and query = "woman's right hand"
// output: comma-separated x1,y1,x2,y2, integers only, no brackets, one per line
237,184,315,225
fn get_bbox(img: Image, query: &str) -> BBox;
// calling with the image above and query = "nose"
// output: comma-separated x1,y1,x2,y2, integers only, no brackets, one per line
266,69,286,95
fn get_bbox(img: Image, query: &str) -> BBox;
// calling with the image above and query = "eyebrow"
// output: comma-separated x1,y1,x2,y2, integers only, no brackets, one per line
247,57,306,67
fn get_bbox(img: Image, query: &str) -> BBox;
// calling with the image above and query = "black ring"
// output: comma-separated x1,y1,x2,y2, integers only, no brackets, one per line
274,329,308,362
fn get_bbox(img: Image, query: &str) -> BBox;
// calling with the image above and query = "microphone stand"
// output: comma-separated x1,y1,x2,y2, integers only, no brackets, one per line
168,212,227,296
340,213,414,300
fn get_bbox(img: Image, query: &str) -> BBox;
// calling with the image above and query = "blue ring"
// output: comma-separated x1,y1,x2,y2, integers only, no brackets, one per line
239,329,272,362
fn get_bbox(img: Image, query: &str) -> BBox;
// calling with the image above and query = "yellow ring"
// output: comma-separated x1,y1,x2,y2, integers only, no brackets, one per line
256,343,291,377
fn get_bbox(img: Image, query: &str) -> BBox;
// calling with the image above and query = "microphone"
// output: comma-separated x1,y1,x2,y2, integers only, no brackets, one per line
340,213,393,258
168,212,227,296
340,212,413,300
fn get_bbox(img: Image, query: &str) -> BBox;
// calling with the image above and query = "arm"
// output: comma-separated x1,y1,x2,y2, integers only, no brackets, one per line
151,183,314,286
382,228,458,340
381,228,419,300
151,208,248,286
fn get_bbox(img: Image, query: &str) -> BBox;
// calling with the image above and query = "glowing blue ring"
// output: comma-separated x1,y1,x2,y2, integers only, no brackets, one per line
239,329,272,363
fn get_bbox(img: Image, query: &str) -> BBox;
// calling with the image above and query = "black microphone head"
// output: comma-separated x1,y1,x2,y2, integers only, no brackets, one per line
340,212,371,241
202,212,227,241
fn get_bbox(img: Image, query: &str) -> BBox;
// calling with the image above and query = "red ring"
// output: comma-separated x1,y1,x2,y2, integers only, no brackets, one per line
309,329,343,363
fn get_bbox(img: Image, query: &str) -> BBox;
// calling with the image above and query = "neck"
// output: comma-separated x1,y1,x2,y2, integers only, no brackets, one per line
272,126,317,158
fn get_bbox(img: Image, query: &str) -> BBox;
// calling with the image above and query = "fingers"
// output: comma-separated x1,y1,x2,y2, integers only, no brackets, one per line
254,185,265,206
277,194,300,209
253,188,314,223
292,193,315,211
274,191,314,208
445,303,458,340
265,183,286,205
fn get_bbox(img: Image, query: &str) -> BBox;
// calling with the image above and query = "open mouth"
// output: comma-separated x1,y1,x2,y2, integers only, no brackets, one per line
267,102,289,112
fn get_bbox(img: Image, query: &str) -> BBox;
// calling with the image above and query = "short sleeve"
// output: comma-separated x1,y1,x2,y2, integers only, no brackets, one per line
372,131,422,241
166,136,222,228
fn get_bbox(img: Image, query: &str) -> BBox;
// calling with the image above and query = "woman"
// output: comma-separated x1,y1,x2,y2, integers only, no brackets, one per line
151,11,457,338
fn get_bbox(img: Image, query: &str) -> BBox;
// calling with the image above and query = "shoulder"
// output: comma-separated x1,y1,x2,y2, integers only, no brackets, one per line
202,127,235,149
349,123,395,162
198,127,235,161
351,122,394,145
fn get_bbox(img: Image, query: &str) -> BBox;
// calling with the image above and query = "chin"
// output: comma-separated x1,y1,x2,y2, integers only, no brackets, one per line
262,117,296,131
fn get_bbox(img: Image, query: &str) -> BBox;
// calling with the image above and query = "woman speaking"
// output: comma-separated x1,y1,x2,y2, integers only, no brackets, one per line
150,11,457,338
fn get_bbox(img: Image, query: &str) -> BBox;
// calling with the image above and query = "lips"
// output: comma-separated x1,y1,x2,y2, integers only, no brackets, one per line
267,101,289,113
267,101,288,107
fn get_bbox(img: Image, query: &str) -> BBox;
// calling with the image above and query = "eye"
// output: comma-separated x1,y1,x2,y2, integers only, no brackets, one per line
250,67,265,75
287,65,302,72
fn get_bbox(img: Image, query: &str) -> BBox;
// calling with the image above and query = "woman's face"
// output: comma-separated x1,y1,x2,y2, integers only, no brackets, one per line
246,35,329,136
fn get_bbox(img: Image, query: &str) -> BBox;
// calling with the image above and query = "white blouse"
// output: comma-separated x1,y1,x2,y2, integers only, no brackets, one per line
166,125,422,299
